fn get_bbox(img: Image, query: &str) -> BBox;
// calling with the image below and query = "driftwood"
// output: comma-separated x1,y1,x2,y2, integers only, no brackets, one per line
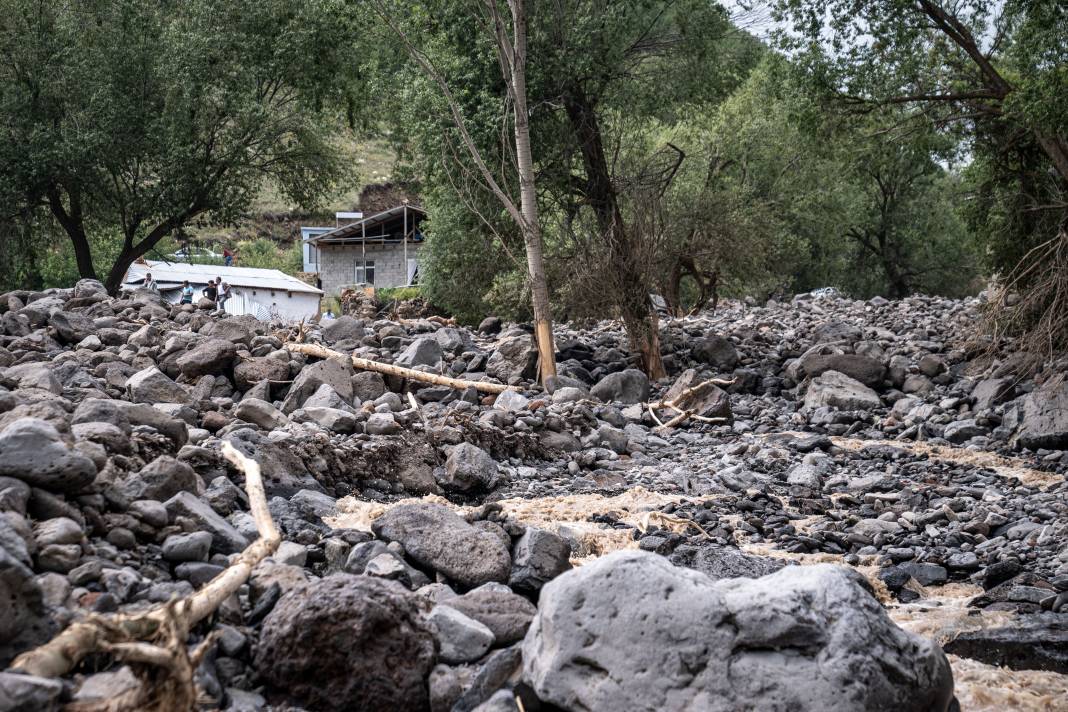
285,342,513,394
12,443,280,712
649,377,735,432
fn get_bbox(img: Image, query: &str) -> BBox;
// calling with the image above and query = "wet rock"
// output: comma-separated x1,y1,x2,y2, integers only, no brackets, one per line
523,551,953,712
669,544,787,581
508,527,571,595
373,503,511,588
257,574,436,712
943,614,1068,673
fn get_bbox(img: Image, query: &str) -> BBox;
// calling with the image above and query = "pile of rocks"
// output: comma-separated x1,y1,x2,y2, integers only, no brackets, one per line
0,279,1064,709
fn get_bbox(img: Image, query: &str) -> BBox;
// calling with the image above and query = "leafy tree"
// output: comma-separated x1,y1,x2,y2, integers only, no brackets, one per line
0,0,362,294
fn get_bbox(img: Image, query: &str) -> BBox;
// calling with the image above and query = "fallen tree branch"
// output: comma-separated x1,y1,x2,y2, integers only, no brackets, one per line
286,342,513,394
12,442,280,711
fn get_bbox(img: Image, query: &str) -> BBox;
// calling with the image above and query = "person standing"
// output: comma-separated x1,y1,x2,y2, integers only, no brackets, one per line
223,247,233,267
180,280,194,304
216,281,231,314
202,280,218,303
144,273,158,291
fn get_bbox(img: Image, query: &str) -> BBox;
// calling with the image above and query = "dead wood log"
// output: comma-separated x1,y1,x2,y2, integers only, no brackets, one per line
649,376,734,431
285,342,513,394
11,443,280,711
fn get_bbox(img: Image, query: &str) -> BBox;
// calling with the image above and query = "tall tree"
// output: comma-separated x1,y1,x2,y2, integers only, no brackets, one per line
373,0,557,383
0,0,361,294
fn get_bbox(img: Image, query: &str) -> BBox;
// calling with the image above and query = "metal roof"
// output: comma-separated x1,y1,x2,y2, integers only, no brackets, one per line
124,261,323,295
308,204,426,244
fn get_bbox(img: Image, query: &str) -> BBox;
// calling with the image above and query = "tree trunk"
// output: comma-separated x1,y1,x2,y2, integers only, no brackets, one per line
563,84,665,379
508,0,556,382
47,187,97,280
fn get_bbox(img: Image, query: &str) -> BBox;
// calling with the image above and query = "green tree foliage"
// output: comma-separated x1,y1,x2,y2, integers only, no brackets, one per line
0,0,363,293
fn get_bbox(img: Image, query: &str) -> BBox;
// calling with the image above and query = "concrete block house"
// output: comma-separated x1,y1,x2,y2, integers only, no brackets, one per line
303,204,426,297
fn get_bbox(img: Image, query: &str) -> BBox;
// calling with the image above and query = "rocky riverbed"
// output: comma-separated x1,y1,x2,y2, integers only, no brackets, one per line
0,279,1066,710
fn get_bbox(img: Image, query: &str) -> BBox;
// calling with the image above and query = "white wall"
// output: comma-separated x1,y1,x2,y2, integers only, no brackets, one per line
156,286,319,322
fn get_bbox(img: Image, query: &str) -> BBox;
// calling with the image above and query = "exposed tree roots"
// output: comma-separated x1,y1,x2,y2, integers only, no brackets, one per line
11,443,280,712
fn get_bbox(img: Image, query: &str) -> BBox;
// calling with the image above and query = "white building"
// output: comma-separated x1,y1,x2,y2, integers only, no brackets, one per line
124,260,322,322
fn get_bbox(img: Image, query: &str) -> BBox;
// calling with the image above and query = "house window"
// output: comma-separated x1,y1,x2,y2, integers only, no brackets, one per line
355,260,375,285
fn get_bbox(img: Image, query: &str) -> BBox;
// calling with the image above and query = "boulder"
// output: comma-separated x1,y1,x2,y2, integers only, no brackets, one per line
396,337,444,369
942,419,989,444
591,369,650,404
322,315,367,344
233,357,290,391
352,371,387,402
1012,381,1068,450
49,310,95,344
486,333,537,383
803,354,886,389
509,527,572,595
372,503,511,588
0,672,62,711
365,412,401,436
442,443,499,492
942,613,1067,673
441,586,537,644
659,369,731,421
257,574,436,712
121,456,198,502
126,366,189,404
803,371,881,411
668,544,787,581
428,604,495,664
281,358,354,413
176,338,237,378
522,551,954,712
164,492,248,555
1,541,57,666
0,418,97,493
234,398,289,430
971,378,1015,411
691,335,739,370
812,320,863,345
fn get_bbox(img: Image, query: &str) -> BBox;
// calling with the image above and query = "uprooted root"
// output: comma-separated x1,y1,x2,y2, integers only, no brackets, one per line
12,443,280,712
981,225,1068,369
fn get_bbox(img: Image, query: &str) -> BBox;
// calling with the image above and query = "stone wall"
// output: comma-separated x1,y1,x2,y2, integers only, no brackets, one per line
319,242,422,296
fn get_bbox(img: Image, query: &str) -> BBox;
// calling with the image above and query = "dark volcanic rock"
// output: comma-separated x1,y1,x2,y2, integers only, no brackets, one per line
257,574,436,712
943,614,1068,673
0,418,97,493
669,544,787,581
372,503,511,588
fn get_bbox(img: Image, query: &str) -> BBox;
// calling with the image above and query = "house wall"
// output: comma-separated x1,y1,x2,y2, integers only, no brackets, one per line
156,285,319,322
319,241,422,296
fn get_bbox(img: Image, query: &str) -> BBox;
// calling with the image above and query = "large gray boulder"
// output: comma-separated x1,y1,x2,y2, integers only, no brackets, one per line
281,358,354,413
257,574,436,712
396,337,444,369
233,357,290,391
591,369,650,404
1012,381,1068,450
970,377,1015,411
322,315,367,344
1,528,57,666
126,366,189,404
522,550,954,712
372,503,511,588
486,332,537,383
176,338,237,379
121,456,198,502
803,371,881,411
509,527,572,595
441,586,537,645
0,418,97,493
668,544,787,581
691,335,738,370
802,354,886,389
442,443,499,493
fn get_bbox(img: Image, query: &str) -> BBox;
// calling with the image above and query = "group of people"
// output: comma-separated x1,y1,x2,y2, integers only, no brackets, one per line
142,272,232,314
